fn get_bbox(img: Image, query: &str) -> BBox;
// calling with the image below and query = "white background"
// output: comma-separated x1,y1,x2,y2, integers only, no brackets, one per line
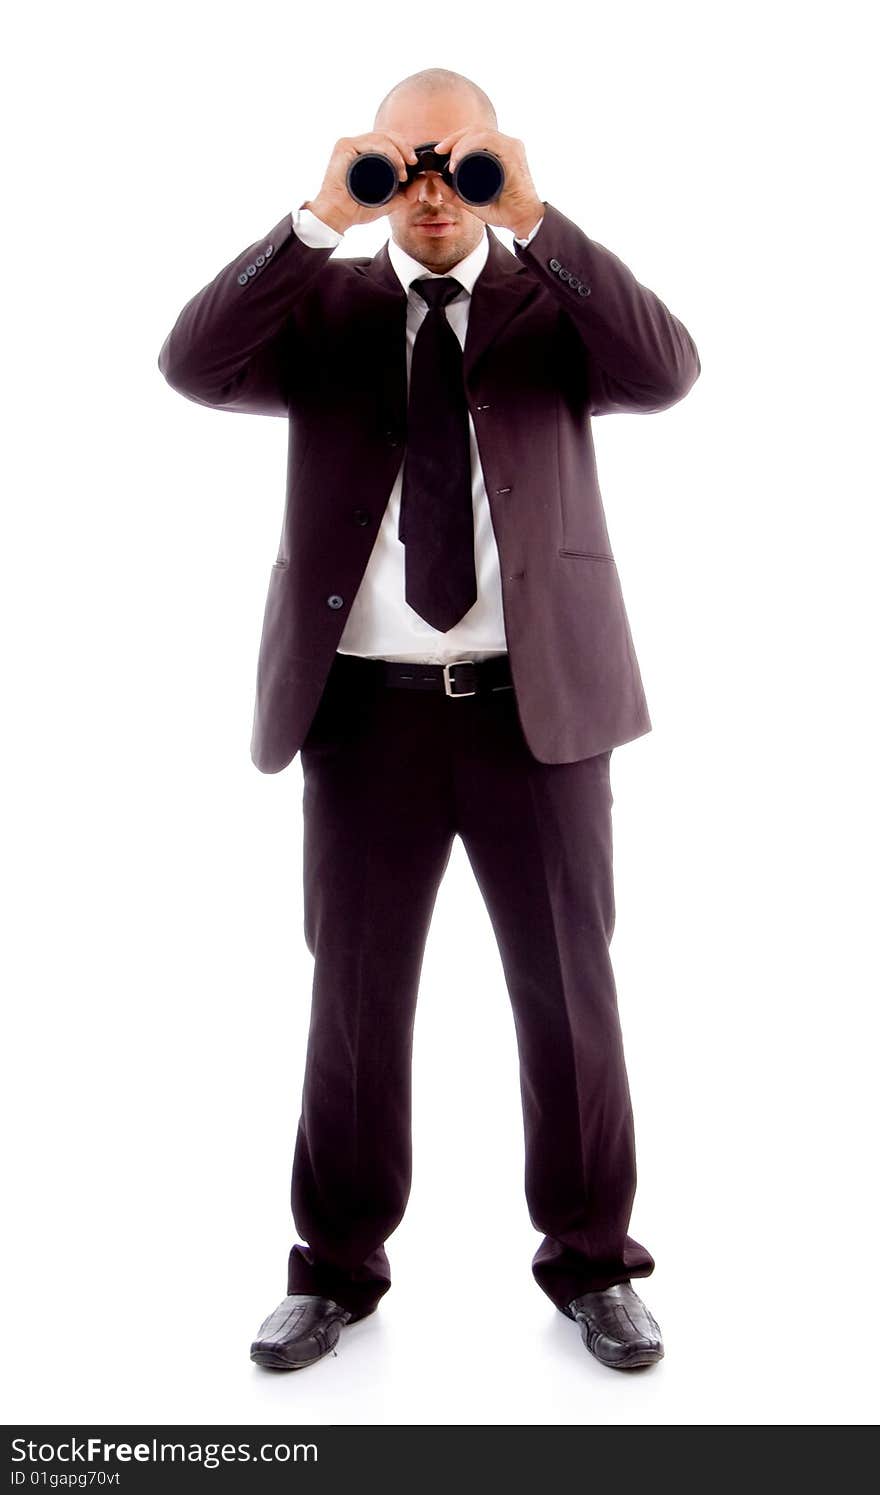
2,0,878,1427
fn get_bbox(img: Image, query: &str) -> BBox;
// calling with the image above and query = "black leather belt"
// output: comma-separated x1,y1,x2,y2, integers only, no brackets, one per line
332,653,514,697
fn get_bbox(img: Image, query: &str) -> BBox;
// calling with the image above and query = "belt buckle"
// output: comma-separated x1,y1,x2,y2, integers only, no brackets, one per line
442,660,477,697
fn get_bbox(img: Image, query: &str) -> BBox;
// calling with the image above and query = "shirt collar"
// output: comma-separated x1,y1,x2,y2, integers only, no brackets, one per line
387,224,489,300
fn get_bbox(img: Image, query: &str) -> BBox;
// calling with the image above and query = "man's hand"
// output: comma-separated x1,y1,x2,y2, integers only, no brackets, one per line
432,127,544,238
307,130,421,233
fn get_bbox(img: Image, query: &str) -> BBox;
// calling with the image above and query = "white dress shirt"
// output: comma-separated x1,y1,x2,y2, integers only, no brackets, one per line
289,203,544,662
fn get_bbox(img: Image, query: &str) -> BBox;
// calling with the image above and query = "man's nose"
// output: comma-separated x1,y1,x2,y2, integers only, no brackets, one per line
416,170,450,204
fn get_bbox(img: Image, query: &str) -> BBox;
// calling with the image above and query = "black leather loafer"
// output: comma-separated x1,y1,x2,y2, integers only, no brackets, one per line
250,1294,352,1371
563,1281,664,1370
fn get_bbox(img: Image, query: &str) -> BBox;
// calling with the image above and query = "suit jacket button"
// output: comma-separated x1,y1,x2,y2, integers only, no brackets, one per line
353,508,370,525
578,284,591,296
549,258,561,272
327,594,344,609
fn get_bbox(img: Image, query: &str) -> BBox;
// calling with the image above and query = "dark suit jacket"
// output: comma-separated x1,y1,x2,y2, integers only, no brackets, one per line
158,200,700,773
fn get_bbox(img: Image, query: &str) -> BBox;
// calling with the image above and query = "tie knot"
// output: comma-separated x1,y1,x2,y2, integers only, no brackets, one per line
412,276,463,312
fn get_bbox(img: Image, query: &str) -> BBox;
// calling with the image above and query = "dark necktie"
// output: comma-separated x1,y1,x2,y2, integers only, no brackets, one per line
398,276,478,632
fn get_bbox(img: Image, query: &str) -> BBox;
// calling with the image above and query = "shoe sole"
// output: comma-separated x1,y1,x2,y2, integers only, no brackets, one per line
250,1347,332,1371
596,1347,664,1370
580,1331,665,1370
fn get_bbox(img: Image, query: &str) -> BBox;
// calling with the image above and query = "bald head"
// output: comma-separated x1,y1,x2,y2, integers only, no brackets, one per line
374,67,496,134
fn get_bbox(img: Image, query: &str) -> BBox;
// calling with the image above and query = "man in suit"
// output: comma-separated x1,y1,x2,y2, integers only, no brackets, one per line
158,66,700,1374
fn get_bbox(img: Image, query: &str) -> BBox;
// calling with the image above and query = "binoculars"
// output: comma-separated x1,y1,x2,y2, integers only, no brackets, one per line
346,139,505,208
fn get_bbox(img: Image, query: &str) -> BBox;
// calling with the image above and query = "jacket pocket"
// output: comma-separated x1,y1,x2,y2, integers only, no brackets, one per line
558,548,615,562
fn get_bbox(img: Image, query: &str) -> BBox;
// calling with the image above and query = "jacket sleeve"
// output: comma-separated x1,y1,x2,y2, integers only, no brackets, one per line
512,200,701,416
157,210,337,416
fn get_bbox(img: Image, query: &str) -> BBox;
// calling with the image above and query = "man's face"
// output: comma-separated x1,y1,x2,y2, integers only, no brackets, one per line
375,89,491,270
